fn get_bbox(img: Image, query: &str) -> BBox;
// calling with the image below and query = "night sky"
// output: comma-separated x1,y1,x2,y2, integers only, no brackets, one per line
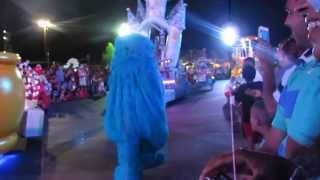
1,0,289,63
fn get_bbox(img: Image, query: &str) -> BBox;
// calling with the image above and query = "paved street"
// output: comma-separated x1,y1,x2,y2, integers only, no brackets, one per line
1,80,245,180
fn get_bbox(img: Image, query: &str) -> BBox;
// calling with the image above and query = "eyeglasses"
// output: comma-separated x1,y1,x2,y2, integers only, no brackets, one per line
286,6,310,18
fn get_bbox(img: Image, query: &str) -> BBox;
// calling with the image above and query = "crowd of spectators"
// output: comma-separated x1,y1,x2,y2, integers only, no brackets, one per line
18,61,109,110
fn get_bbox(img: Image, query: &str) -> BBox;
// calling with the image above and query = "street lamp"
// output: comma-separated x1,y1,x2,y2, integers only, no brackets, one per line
36,19,56,68
220,25,239,79
117,23,133,37
2,29,10,51
221,26,239,47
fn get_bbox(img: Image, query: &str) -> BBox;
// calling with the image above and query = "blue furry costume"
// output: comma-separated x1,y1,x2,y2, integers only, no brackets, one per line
105,34,169,180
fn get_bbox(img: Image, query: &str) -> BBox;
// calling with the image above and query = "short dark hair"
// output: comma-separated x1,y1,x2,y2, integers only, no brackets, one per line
242,64,256,82
244,57,255,66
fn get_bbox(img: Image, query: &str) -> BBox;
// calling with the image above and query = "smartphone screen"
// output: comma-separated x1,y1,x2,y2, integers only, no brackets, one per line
258,26,270,43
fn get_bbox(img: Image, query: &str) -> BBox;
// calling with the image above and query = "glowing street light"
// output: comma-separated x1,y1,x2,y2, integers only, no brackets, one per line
221,26,239,46
117,23,133,37
37,19,56,29
36,19,56,67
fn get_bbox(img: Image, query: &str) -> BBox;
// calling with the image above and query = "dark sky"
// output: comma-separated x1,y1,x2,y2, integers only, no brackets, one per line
1,0,290,62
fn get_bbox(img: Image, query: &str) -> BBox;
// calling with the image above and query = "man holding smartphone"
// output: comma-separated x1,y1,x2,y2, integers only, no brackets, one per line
255,0,320,175
200,0,320,179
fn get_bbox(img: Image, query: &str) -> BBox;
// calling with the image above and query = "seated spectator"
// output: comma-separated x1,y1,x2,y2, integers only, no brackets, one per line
234,65,263,149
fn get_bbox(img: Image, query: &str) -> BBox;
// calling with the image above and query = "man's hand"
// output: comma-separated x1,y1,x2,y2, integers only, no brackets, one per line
254,40,279,116
254,40,277,71
199,150,296,180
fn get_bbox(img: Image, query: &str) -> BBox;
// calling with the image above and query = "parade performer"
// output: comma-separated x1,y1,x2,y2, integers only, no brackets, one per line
105,34,169,180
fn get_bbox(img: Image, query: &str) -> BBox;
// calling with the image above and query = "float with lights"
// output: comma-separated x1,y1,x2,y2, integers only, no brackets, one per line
185,58,215,90
123,0,189,103
231,35,257,78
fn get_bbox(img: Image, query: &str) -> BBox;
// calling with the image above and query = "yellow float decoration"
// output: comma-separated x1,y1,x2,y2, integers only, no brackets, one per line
0,51,25,154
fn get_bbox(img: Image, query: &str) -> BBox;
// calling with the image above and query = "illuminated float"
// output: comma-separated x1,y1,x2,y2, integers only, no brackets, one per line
125,0,189,102
231,35,257,78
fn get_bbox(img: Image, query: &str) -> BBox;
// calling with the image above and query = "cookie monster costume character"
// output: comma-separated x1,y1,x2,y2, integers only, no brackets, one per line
105,34,169,180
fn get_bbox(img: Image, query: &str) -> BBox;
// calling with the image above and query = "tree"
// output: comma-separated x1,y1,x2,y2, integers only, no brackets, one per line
102,42,115,66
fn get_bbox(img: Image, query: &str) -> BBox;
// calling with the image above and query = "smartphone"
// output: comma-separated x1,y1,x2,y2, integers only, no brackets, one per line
308,0,320,12
255,26,279,65
258,26,270,43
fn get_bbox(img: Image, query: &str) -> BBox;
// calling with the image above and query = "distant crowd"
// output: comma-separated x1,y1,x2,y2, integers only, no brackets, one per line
18,61,109,110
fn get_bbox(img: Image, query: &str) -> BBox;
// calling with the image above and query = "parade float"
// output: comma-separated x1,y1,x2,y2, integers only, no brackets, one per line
0,52,25,154
185,58,215,90
125,0,189,102
194,60,215,90
213,61,231,80
231,35,257,78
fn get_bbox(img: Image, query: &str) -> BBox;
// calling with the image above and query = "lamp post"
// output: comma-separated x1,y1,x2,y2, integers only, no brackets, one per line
36,19,56,68
221,25,239,78
2,30,11,51
221,26,239,47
